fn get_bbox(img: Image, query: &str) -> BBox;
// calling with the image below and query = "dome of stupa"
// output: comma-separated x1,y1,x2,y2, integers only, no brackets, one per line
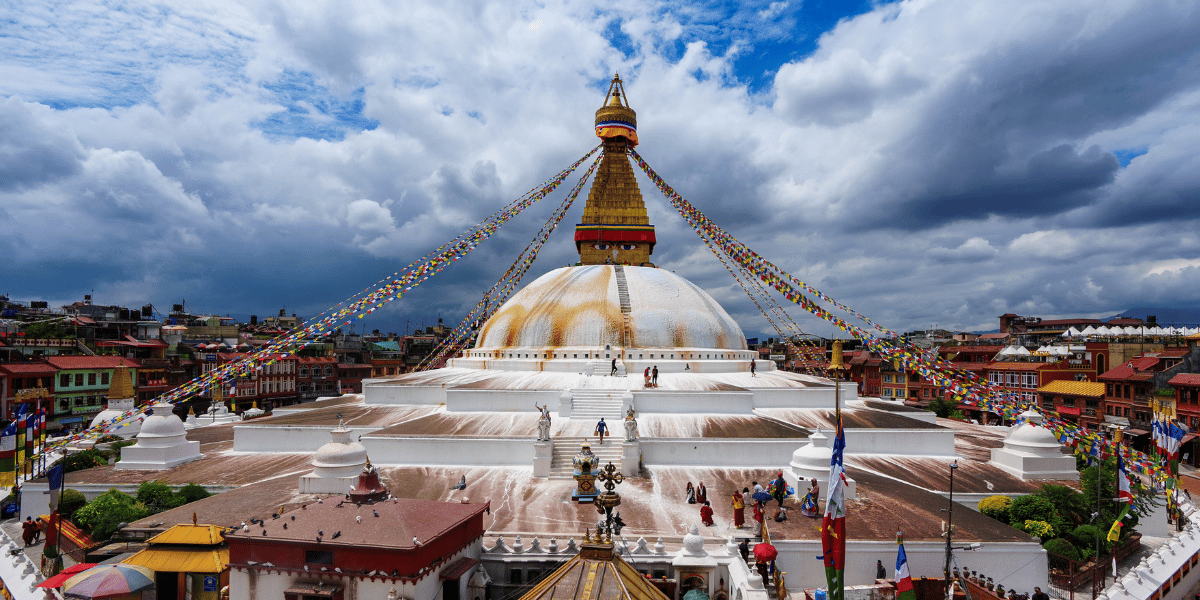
790,430,831,471
136,403,188,447
313,426,368,473
475,265,746,351
1004,410,1063,453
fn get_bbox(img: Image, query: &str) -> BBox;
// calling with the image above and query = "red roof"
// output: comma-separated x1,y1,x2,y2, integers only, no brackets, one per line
1130,357,1161,371
0,363,59,375
43,356,139,370
1170,374,1200,387
1054,406,1081,416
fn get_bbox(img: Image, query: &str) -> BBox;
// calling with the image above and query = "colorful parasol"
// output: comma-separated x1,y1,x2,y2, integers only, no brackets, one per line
753,543,778,562
62,564,155,599
36,563,98,589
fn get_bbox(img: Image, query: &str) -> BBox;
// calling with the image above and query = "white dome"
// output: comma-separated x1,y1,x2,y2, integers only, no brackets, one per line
476,265,746,350
1004,411,1065,455
313,427,368,472
790,430,831,471
89,410,141,439
135,403,188,448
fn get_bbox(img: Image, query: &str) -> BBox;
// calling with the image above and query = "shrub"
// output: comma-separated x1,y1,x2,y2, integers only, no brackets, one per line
1009,495,1055,526
51,449,109,473
1044,538,1080,560
176,483,211,505
95,434,122,443
136,481,182,513
58,489,88,521
72,489,150,542
978,495,1012,522
110,440,137,462
1022,520,1055,541
1072,525,1102,552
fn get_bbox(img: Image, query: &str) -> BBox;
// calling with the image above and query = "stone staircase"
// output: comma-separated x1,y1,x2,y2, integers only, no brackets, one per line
549,436,624,478
568,389,625,419
614,265,633,346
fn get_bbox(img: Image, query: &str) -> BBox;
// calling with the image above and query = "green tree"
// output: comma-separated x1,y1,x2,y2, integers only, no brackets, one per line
1079,457,1159,535
1071,524,1103,553
58,489,88,521
72,489,151,542
175,483,211,505
136,481,182,513
1044,538,1080,560
1034,483,1088,533
1008,495,1055,526
926,398,957,418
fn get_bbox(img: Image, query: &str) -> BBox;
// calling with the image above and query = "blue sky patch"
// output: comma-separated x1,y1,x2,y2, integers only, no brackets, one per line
254,70,379,141
1113,147,1148,168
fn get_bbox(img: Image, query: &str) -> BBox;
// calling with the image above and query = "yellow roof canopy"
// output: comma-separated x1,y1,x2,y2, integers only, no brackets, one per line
123,547,229,573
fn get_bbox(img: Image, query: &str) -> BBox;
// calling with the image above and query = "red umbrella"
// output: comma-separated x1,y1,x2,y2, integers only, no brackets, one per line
753,543,778,562
36,563,99,589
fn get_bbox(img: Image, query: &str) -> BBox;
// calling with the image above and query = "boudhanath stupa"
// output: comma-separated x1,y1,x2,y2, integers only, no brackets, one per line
24,76,1078,597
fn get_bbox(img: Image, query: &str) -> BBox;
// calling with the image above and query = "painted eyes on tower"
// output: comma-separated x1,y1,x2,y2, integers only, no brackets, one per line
593,243,611,250
619,244,637,250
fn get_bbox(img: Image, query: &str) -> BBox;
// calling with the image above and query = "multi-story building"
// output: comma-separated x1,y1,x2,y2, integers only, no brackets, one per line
337,363,374,394
1037,380,1106,427
1170,373,1200,466
0,362,58,420
43,355,140,426
297,356,339,399
200,352,299,411
844,350,881,397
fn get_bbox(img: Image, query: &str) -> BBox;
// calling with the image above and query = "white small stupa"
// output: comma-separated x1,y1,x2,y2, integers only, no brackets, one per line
89,365,141,439
116,402,202,470
186,386,240,429
299,418,368,494
990,409,1079,481
785,429,856,498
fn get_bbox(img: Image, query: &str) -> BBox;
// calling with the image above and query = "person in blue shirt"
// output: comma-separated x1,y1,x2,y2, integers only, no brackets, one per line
595,418,608,444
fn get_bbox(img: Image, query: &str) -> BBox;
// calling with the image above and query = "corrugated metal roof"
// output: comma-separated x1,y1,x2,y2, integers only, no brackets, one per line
123,547,228,573
1038,380,1106,397
147,524,227,546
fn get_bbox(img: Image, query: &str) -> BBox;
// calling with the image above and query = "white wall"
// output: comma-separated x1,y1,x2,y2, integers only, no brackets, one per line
641,439,807,467
773,539,1047,595
446,389,561,412
364,384,446,406
632,391,754,414
233,425,382,452
362,437,535,466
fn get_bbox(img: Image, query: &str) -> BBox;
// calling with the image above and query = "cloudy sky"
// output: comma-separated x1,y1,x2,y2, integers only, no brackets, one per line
3,0,1200,340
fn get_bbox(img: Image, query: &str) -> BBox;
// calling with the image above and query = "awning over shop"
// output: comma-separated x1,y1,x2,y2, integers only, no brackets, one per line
1104,415,1131,426
41,514,99,561
123,546,229,573
1182,434,1199,445
1054,406,1081,416
1125,429,1149,437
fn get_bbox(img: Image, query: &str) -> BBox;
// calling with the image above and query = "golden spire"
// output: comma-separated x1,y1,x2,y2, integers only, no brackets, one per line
575,74,656,266
106,365,135,400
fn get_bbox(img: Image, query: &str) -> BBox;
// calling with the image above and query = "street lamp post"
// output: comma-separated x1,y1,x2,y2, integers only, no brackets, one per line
944,461,958,600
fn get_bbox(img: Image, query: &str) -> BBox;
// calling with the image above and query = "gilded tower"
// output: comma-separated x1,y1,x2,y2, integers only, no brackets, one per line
574,75,656,266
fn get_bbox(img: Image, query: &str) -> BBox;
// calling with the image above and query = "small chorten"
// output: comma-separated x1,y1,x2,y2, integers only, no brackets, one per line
89,365,141,438
300,417,369,494
989,409,1079,481
575,74,656,266
116,402,201,470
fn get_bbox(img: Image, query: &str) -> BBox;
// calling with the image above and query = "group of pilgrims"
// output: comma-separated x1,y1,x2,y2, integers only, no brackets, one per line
685,472,822,530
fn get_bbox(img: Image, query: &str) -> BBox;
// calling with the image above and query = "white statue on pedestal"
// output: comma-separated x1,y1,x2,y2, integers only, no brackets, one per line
536,404,552,441
624,406,638,442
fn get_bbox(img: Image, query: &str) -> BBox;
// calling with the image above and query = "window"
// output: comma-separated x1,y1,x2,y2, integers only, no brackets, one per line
883,374,893,383
510,568,523,585
74,374,84,387
88,373,97,386
60,374,70,388
1107,384,1113,396
883,388,893,397
895,389,906,398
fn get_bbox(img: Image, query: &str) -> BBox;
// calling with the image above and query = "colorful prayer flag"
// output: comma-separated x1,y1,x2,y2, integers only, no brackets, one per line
822,418,847,600
895,539,916,600
0,421,16,487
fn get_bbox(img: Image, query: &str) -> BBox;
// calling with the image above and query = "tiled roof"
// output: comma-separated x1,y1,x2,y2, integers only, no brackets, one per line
1130,357,1161,371
1039,380,1106,397
43,356,139,370
1170,374,1200,387
1106,318,1144,326
978,333,1009,340
0,363,59,375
